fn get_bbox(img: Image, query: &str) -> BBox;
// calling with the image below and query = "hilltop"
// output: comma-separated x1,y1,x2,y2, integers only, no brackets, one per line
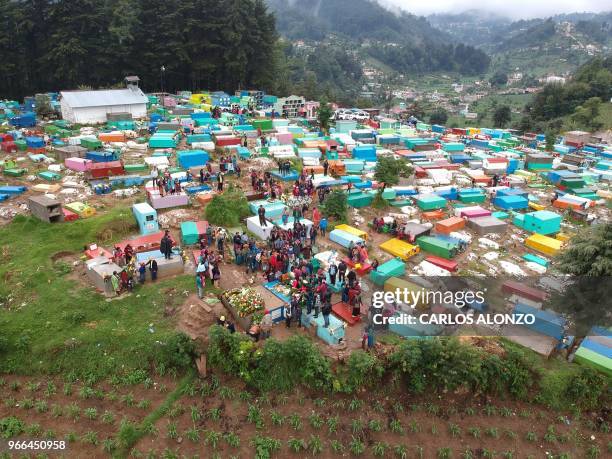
429,11,612,77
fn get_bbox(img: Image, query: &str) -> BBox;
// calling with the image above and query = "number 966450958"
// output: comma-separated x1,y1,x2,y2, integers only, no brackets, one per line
3,440,67,451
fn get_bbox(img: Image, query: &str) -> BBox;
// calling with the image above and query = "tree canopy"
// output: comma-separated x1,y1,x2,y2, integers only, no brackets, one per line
519,56,612,131
556,224,612,277
374,156,413,186
0,0,278,99
429,108,449,126
322,190,348,223
571,97,603,131
316,99,333,135
489,71,508,87
493,105,512,128
205,185,250,227
551,224,612,335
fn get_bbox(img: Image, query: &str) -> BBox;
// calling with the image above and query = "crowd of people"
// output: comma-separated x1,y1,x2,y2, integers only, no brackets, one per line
234,206,365,334
193,226,230,297
152,169,182,197
107,242,160,296
104,149,373,345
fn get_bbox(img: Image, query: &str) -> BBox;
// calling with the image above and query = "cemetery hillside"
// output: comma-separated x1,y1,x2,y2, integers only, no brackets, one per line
0,0,611,458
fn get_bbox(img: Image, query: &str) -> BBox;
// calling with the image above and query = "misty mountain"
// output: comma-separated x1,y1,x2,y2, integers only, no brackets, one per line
266,0,490,77
427,10,513,48
266,0,451,45
428,10,612,51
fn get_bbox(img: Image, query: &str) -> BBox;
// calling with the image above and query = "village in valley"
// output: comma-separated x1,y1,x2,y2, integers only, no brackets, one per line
0,1,611,458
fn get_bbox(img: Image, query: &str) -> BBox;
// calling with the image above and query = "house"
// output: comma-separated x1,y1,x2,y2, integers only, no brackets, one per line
540,75,566,85
60,77,148,124
273,95,305,118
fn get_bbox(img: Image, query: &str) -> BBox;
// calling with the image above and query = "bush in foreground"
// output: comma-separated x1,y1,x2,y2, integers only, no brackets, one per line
206,328,609,411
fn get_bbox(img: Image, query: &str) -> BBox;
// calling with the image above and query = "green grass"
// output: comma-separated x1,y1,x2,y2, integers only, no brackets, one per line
499,339,590,411
116,370,196,456
0,208,191,381
560,101,612,132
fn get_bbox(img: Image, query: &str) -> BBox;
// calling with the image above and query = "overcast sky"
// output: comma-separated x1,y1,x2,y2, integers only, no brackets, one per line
380,0,611,19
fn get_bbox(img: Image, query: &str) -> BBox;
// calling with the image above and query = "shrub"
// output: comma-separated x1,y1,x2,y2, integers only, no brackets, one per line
337,351,384,393
563,367,608,410
205,185,250,227
208,326,255,377
349,436,365,455
309,434,323,455
0,417,24,439
117,420,140,449
331,439,345,453
154,333,196,372
208,327,333,393
480,349,534,399
250,434,281,459
372,442,388,457
374,156,413,185
251,336,333,391
389,338,534,398
224,431,240,448
322,190,348,222
389,339,482,394
204,430,221,449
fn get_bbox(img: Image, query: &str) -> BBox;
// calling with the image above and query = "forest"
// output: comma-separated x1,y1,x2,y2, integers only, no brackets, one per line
0,0,493,101
0,0,277,99
367,42,490,76
518,56,612,131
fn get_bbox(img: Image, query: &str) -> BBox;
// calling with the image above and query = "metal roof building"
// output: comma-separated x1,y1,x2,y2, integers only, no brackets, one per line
59,77,148,124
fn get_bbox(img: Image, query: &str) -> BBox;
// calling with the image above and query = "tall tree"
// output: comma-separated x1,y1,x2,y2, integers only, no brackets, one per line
544,131,556,152
429,108,448,125
317,99,332,135
493,105,511,128
0,0,279,99
572,97,603,131
552,224,612,335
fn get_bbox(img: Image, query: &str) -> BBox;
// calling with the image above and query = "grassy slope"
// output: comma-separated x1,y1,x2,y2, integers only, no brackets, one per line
560,101,612,132
0,207,192,381
446,93,531,128
0,207,607,414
